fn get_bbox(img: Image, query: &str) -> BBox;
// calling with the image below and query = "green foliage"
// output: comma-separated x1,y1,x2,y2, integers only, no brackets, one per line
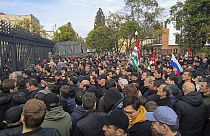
86,26,115,52
106,12,124,32
16,18,47,36
124,0,164,39
53,22,80,42
106,12,125,51
119,20,141,39
94,8,105,29
170,0,210,50
118,20,142,51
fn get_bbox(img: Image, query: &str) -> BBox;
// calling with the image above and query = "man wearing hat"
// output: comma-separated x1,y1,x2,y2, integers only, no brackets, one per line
102,110,129,136
146,106,180,136
0,104,23,136
41,93,72,136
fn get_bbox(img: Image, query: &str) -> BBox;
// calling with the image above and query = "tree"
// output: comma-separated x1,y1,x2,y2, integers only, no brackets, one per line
170,0,210,53
16,18,47,37
124,0,164,40
118,20,142,52
106,12,125,52
94,8,105,29
86,26,115,52
53,22,80,42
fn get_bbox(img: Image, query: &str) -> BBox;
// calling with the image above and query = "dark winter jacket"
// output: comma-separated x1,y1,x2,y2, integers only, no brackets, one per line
128,121,152,136
0,92,13,129
71,106,87,133
0,124,22,136
65,97,76,114
72,110,106,136
98,88,122,113
143,89,154,98
175,91,206,136
22,127,61,136
155,97,173,109
28,89,39,99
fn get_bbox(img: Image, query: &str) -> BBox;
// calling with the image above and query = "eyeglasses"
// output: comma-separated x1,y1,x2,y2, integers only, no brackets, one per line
123,109,135,116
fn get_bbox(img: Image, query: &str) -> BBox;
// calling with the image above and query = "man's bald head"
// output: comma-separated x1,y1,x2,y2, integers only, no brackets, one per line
182,82,195,95
79,80,90,90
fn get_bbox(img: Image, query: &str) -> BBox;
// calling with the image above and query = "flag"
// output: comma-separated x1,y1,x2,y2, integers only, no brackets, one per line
152,52,157,65
184,47,191,60
130,39,141,69
130,46,140,69
187,47,191,58
170,54,183,73
184,52,188,60
136,39,141,60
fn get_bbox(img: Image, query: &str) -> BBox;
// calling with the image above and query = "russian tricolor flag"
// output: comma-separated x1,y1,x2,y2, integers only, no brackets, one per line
170,54,183,73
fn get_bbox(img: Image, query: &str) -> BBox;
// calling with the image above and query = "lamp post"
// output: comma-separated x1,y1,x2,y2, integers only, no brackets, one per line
135,31,138,40
57,29,61,42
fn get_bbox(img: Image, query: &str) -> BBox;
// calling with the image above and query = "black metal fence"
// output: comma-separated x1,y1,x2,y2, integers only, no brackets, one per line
0,20,55,78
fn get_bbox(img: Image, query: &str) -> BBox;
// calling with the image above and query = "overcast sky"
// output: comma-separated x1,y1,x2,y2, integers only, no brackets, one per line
0,0,181,37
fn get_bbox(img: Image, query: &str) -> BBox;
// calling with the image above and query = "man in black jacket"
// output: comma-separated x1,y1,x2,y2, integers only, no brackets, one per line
175,82,206,136
102,110,129,136
0,104,23,136
73,92,106,136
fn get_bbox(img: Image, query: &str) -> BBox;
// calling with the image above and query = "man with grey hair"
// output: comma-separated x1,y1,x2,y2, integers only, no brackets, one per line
175,82,206,136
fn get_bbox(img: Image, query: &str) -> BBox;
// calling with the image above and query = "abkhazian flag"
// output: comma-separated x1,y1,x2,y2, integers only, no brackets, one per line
130,39,141,68
184,47,191,60
130,46,140,68
184,52,188,60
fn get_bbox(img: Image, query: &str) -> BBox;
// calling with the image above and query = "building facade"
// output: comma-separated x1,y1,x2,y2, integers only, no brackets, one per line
0,12,40,27
142,21,181,55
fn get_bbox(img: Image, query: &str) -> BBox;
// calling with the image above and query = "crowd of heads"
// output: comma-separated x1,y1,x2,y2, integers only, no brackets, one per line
0,52,209,136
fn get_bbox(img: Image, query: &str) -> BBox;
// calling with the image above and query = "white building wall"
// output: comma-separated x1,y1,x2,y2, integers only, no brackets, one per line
167,21,181,45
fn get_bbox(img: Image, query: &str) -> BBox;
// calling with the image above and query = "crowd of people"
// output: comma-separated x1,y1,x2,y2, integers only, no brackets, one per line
0,52,209,136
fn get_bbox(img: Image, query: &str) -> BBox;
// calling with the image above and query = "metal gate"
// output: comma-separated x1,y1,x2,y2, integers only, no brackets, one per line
0,21,55,78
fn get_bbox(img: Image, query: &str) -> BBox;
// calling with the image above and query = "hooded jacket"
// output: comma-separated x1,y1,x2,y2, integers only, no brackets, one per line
98,87,122,113
71,106,87,134
41,106,72,136
129,106,147,128
175,91,206,136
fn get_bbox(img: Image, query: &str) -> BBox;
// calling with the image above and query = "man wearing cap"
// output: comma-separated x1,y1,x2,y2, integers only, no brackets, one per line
146,106,180,136
102,110,129,136
0,104,23,136
41,93,72,136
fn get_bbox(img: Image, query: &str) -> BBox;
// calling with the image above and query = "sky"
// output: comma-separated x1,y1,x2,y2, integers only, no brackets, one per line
0,0,181,38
